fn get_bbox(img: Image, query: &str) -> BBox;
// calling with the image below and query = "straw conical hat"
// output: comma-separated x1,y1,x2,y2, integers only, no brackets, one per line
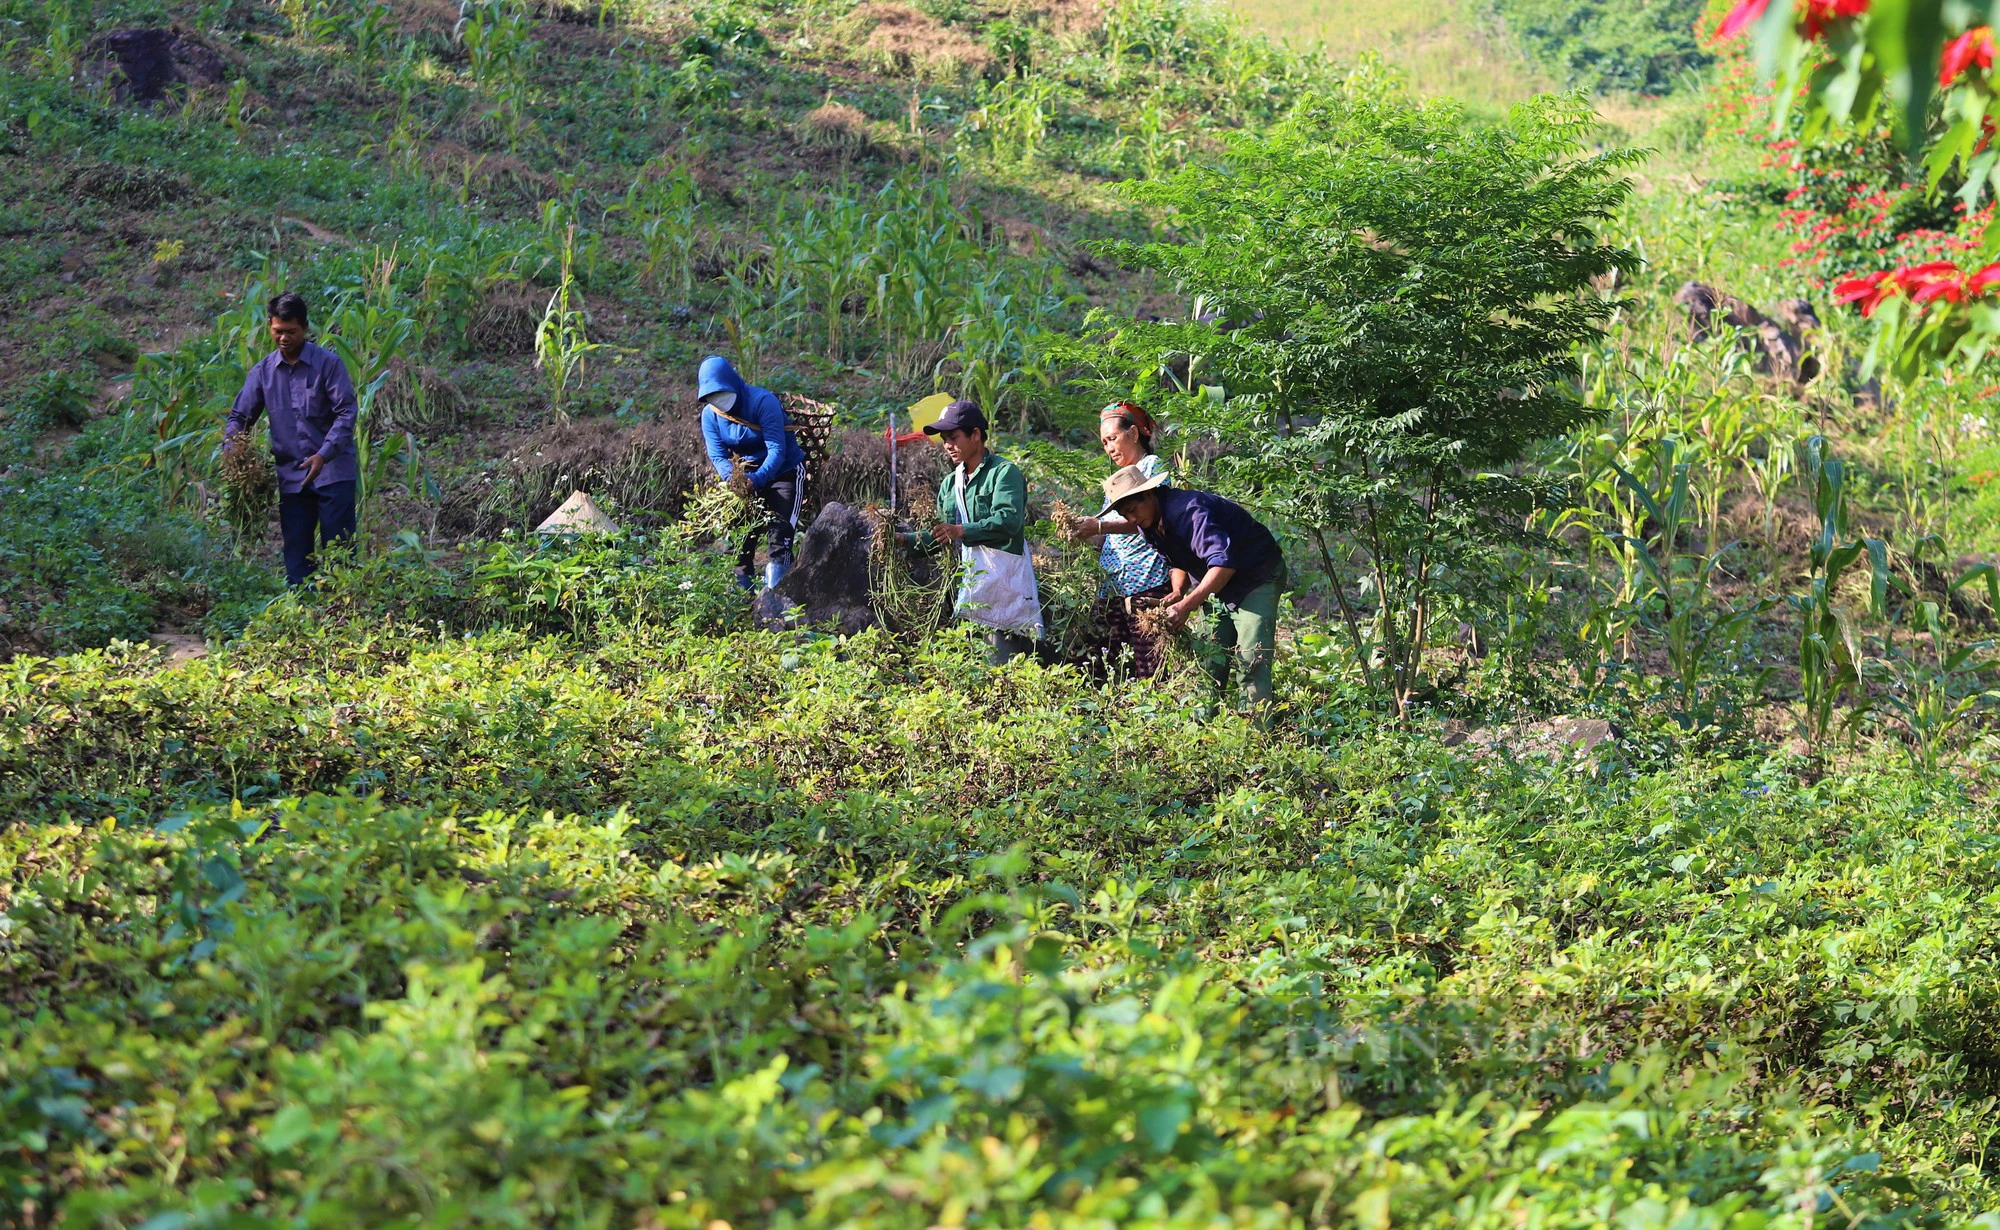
535,490,618,536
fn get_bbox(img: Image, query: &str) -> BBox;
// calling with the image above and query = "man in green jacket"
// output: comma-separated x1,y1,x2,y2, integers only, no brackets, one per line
908,399,1039,664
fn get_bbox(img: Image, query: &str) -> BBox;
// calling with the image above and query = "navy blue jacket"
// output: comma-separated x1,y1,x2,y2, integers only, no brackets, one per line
1140,488,1281,607
698,356,803,489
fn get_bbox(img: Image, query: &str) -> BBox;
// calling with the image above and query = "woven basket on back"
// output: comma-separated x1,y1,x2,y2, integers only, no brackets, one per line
782,393,839,522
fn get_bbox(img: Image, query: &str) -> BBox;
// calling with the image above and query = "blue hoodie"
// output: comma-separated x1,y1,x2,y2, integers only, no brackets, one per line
698,355,804,489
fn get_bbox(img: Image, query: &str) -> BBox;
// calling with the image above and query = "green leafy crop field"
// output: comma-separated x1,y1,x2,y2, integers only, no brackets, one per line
8,552,2000,1224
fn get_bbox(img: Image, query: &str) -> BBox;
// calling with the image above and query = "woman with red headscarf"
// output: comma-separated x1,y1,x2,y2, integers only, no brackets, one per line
1068,401,1186,678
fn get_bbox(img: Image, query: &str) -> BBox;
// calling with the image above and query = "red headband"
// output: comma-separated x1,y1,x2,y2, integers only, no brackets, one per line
1101,401,1156,439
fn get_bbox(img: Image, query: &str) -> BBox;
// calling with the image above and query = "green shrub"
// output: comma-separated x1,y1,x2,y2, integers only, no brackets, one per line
0,422,279,657
8,369,93,431
1075,74,1640,720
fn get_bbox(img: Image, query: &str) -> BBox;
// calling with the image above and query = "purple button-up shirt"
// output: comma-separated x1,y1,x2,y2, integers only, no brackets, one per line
225,342,359,494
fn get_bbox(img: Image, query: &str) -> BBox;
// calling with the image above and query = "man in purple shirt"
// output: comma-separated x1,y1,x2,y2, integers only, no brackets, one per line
224,292,359,585
1101,464,1288,713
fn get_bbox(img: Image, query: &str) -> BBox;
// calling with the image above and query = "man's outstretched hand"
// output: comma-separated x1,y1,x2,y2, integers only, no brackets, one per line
303,454,325,483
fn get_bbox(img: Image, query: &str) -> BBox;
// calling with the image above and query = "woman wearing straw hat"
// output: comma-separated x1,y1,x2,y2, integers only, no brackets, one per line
1097,463,1287,713
1066,401,1186,678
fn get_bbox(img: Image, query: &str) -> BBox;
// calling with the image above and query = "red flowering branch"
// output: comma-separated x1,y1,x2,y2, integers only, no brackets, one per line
1833,259,2000,315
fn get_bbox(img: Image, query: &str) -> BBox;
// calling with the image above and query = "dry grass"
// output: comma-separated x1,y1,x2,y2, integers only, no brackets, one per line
793,100,876,154
465,283,544,356
1019,0,1105,36
423,142,558,203
848,3,992,81
65,164,196,209
377,360,468,435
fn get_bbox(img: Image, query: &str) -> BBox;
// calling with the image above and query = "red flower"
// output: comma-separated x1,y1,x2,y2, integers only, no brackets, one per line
1799,0,1868,38
1893,260,1961,287
1717,0,1770,39
1859,261,1976,307
1833,270,1897,315
1910,275,1968,304
1940,27,1995,86
1968,262,2000,295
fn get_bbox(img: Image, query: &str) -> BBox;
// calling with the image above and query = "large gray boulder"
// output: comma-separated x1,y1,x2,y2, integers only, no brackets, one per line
756,502,878,636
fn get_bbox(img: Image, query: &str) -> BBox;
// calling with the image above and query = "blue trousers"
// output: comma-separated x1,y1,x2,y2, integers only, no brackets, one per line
279,481,356,586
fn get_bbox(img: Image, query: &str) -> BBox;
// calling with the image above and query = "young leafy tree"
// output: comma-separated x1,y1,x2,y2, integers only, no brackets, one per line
1069,69,1641,718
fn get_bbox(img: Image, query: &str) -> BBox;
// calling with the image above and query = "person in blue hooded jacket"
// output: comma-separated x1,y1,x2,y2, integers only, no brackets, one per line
698,354,806,590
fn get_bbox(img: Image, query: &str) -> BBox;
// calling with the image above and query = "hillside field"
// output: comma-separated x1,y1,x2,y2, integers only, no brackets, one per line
5,0,2000,1226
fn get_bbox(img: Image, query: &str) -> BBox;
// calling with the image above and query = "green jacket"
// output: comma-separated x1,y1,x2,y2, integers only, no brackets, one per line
937,451,1028,556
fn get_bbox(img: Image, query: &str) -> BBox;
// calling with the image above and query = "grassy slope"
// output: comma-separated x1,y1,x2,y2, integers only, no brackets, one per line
0,0,1264,654
1226,0,1552,116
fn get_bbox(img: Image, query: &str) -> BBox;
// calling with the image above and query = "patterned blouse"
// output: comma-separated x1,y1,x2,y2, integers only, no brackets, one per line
1100,453,1173,597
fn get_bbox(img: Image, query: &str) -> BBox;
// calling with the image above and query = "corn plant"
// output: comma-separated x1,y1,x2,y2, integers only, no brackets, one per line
409,230,539,351
1866,587,2000,772
321,256,429,539
718,252,803,388
967,78,1061,165
356,410,439,540
277,0,314,42
535,226,601,424
346,1,396,61
457,0,535,88
612,168,702,294
1610,459,1774,727
31,1,86,80
225,78,253,142
1740,402,1804,575
1209,34,1286,122
788,199,874,361
868,188,985,383
942,272,1077,432
1128,96,1188,180
120,279,273,509
666,54,729,112
322,264,417,397
1792,435,1888,755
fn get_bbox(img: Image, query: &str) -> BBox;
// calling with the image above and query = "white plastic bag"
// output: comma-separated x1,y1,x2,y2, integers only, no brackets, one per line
953,468,1044,639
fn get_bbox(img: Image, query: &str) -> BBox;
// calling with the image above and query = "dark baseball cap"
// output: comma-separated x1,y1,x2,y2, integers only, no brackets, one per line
922,399,987,435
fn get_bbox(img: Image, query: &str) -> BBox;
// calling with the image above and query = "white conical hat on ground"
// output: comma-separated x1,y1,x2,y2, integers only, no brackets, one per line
535,490,618,535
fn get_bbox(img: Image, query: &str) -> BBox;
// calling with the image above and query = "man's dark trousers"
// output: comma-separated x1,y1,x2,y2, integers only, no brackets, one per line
279,481,357,586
